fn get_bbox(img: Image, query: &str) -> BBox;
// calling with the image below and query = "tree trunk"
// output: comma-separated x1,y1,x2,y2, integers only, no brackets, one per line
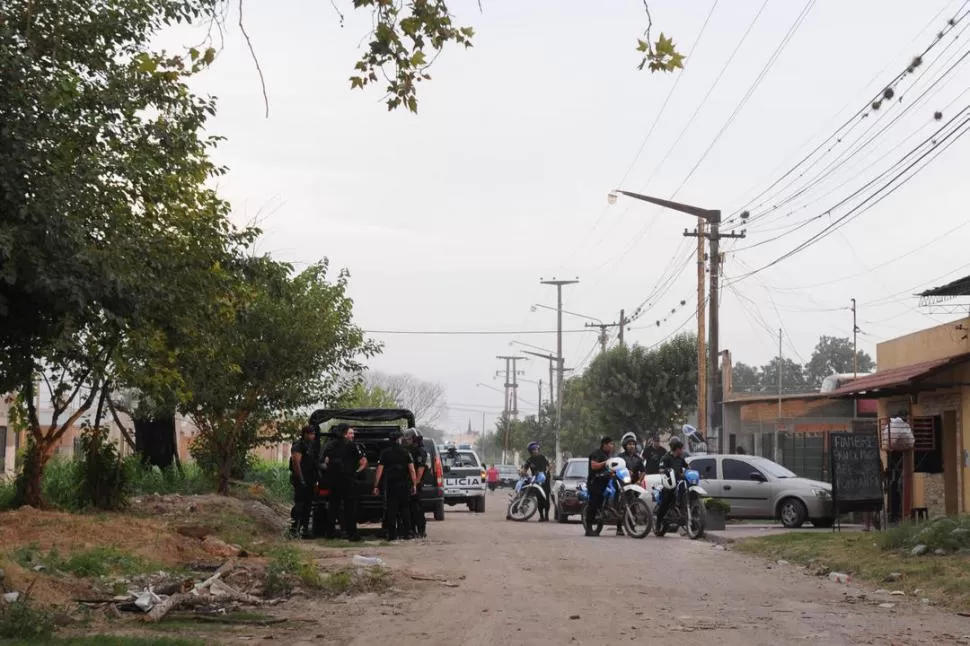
217,452,233,496
18,437,55,508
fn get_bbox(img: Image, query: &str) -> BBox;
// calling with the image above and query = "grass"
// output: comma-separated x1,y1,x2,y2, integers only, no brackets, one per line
11,543,158,578
264,545,322,596
735,526,970,609
0,638,207,646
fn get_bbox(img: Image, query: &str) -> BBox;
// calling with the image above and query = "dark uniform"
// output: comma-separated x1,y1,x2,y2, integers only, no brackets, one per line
615,449,645,534
523,454,551,521
584,447,611,535
655,451,689,526
322,437,366,541
642,444,666,475
377,442,413,540
408,441,429,538
289,435,316,537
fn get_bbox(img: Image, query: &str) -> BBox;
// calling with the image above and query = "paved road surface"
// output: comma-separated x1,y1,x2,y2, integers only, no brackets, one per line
300,494,970,646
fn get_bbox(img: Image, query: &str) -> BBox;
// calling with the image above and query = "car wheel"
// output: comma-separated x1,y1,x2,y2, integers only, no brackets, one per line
433,500,445,521
779,497,808,529
811,517,835,528
556,506,568,523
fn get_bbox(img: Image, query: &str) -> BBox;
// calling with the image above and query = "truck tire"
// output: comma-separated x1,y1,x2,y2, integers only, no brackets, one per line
476,496,485,513
433,500,445,521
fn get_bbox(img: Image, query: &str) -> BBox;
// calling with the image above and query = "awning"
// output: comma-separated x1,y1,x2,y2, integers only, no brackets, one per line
829,352,970,398
918,273,970,306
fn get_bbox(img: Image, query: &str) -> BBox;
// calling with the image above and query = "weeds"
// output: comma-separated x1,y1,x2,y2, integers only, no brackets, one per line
0,598,55,641
0,637,206,645
878,516,970,553
264,545,321,597
12,543,157,578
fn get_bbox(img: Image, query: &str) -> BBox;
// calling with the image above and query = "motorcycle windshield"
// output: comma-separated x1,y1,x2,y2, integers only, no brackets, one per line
535,472,546,485
616,467,630,483
685,469,700,485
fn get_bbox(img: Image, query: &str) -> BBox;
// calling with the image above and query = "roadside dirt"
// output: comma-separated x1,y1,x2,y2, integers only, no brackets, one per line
7,492,970,645
227,492,970,646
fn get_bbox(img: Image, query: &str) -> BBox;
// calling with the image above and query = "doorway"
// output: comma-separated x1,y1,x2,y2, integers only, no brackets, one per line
943,410,960,515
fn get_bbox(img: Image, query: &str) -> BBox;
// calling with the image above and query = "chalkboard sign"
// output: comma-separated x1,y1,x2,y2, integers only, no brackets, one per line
830,431,883,507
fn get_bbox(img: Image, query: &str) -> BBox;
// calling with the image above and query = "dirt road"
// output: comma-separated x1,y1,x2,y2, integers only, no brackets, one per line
289,495,970,646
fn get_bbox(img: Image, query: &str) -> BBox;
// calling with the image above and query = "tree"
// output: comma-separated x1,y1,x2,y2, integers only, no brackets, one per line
1,0,244,506
582,334,697,439
181,258,380,494
759,357,808,394
805,336,875,388
362,372,445,427
731,362,762,393
337,382,399,408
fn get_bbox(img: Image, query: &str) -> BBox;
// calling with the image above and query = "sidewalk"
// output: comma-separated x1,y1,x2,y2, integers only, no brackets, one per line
705,522,866,545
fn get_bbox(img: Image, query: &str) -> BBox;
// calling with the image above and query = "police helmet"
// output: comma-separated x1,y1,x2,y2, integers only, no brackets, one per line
669,436,684,450
620,432,637,448
527,441,540,452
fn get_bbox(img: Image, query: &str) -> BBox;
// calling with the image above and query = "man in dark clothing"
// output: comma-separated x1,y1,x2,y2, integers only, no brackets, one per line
373,430,416,541
322,424,368,542
615,432,645,536
655,436,689,531
522,441,551,522
641,434,666,475
289,425,317,538
403,428,429,538
584,436,614,537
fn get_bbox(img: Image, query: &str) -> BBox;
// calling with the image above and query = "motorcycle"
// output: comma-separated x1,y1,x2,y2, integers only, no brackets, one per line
577,457,652,538
651,467,707,539
506,471,547,521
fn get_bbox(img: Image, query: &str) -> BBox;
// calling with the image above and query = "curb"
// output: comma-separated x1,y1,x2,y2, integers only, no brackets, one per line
703,531,735,546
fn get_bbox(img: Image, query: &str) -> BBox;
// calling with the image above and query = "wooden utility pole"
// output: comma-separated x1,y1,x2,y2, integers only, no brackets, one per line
584,310,629,353
496,355,526,463
586,322,610,354
696,218,707,436
851,298,859,378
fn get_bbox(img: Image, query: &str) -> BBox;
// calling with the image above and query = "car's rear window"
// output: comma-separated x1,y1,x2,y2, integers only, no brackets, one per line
443,451,480,468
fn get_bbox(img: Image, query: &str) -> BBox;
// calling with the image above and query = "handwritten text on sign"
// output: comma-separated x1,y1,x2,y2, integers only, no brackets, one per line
830,431,882,504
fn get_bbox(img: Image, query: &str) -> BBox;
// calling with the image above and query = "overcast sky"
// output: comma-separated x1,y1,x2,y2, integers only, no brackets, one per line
166,0,970,434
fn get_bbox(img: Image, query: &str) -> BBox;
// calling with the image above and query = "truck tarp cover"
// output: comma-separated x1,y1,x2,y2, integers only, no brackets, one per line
309,408,416,428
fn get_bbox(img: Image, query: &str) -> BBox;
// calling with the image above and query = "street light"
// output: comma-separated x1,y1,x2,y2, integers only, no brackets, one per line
531,303,602,323
608,188,745,456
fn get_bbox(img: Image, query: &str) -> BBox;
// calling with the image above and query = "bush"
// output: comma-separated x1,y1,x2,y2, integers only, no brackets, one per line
0,479,15,511
0,599,55,640
705,497,731,513
128,461,212,497
77,426,131,510
40,458,83,511
264,545,322,597
878,515,970,553
245,461,291,503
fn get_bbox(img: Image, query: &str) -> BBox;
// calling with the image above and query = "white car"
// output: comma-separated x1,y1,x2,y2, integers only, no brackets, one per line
440,447,487,513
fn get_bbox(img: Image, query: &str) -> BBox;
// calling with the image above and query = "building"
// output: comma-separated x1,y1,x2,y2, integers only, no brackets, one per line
831,314,970,519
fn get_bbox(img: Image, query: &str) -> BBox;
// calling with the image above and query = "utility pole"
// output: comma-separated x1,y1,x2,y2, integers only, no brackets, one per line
482,411,486,463
537,379,543,419
609,190,747,455
496,355,526,463
540,277,579,473
776,328,783,462
696,219,707,436
851,298,859,378
584,310,629,352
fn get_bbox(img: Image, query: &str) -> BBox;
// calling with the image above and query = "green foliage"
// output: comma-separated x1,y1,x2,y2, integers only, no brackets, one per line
705,497,731,513
1,638,205,646
878,516,970,553
38,457,82,512
0,599,55,641
77,426,130,510
13,543,157,578
245,461,291,504
336,382,399,408
128,463,213,497
182,259,379,494
637,32,685,72
583,334,697,438
264,545,322,596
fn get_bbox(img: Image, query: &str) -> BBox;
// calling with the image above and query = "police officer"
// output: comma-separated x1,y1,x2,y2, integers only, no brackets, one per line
403,428,429,538
289,424,317,538
615,432,645,536
322,423,368,542
641,433,666,475
522,441,551,522
584,436,614,537
655,436,689,531
373,430,416,541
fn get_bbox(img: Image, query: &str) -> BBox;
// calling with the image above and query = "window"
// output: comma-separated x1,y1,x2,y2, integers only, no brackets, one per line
563,461,588,479
443,451,479,469
723,458,761,481
689,457,716,479
749,458,796,478
913,416,943,474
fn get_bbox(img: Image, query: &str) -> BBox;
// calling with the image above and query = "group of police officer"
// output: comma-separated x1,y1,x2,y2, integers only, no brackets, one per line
288,424,429,542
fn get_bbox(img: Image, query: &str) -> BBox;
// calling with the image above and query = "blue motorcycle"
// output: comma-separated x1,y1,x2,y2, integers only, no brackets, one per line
577,458,652,538
506,471,547,521
651,467,707,539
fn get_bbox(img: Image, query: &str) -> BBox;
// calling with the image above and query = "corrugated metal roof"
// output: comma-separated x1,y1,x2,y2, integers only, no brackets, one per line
919,274,970,298
829,353,970,396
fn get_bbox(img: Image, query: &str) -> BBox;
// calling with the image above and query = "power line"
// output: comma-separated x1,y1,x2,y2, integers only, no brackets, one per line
365,328,595,336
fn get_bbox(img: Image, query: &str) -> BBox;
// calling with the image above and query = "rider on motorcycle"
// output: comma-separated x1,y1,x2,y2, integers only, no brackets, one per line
522,441,551,522
654,436,689,531
615,432,645,536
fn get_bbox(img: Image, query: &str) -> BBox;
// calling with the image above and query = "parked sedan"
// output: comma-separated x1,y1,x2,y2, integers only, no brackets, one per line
686,454,834,528
551,458,589,523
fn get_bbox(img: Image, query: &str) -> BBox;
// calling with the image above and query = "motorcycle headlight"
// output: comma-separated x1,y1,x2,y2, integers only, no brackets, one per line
621,474,631,484
811,488,831,499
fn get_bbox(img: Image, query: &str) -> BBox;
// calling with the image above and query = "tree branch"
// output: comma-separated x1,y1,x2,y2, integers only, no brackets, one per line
237,0,269,118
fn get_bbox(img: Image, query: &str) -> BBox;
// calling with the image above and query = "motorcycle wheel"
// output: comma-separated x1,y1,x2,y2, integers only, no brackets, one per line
686,496,707,540
623,498,653,539
580,503,603,536
508,491,539,521
652,511,668,537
